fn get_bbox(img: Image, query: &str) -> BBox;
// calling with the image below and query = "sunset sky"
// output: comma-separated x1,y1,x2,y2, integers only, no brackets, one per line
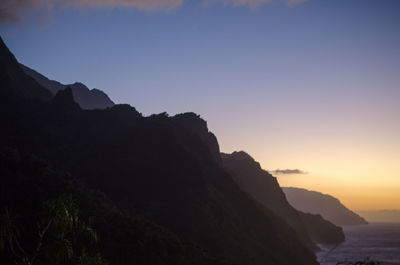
1,0,399,211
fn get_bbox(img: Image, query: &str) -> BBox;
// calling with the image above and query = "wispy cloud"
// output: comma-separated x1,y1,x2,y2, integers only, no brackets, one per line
0,0,182,24
272,169,307,175
205,0,307,9
284,0,307,7
1,0,308,24
68,0,183,10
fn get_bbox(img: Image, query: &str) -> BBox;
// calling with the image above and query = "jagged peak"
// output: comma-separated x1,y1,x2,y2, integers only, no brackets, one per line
54,87,74,101
52,87,80,110
91,88,107,94
172,112,211,137
0,36,52,101
70,82,89,90
222,151,255,162
173,112,208,129
110,103,139,113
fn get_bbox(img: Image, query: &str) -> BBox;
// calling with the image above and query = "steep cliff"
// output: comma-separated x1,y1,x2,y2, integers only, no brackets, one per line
222,151,345,247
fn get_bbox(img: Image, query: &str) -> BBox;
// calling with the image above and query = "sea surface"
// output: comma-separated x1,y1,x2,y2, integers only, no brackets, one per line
317,223,400,265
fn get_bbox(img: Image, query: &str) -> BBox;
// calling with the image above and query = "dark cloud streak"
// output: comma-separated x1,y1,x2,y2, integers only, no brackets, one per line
0,0,308,24
1,0,36,24
272,169,307,175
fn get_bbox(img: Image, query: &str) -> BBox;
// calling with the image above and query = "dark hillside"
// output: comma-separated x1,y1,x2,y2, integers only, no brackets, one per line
0,149,224,265
283,187,368,226
0,38,52,101
222,151,345,247
21,64,115,110
0,35,318,265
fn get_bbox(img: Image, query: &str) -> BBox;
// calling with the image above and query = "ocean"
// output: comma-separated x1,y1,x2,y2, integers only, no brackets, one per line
317,223,400,265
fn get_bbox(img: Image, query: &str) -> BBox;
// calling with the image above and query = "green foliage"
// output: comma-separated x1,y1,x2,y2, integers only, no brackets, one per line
79,251,108,265
0,195,106,265
0,207,18,249
0,149,224,265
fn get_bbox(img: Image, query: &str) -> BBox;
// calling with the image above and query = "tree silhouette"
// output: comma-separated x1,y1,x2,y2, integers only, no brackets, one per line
0,196,107,265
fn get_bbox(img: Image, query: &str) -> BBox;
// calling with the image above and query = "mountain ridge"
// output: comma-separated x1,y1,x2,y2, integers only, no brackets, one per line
283,187,368,226
0,35,319,265
221,151,345,246
21,63,115,109
0,38,52,101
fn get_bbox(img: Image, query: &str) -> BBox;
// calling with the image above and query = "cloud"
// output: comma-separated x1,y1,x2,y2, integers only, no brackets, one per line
284,0,307,7
272,169,307,175
67,0,183,10
205,0,307,9
1,0,37,24
1,0,308,24
0,0,182,24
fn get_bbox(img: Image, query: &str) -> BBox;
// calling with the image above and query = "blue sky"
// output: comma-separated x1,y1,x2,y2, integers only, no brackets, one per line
1,0,400,209
1,0,399,114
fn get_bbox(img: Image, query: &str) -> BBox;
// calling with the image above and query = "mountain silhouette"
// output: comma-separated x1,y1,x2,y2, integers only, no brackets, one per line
21,64,115,109
221,151,345,246
0,38,52,101
298,211,346,244
356,210,400,223
0,35,319,265
283,187,368,226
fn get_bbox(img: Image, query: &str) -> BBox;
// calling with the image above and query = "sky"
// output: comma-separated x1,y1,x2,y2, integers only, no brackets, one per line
1,0,399,211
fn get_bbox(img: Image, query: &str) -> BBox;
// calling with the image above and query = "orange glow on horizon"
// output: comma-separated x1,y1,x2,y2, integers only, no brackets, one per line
216,110,400,212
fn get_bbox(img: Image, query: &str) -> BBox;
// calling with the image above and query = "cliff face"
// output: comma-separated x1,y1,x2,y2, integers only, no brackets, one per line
299,212,345,244
283,187,368,226
172,112,222,164
221,151,296,220
0,39,52,101
0,36,319,265
222,151,345,247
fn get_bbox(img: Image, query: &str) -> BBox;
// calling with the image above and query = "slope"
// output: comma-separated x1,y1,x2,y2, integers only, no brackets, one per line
283,187,368,226
0,35,319,265
0,148,224,265
0,38,52,101
221,151,345,246
21,64,115,109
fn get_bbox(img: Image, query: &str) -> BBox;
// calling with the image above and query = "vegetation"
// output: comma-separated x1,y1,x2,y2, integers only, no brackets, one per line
0,149,225,265
0,196,106,265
